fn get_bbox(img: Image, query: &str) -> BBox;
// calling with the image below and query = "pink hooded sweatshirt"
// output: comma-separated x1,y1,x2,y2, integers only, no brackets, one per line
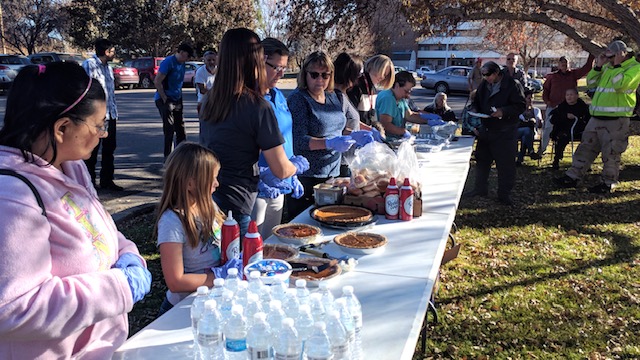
0,146,144,359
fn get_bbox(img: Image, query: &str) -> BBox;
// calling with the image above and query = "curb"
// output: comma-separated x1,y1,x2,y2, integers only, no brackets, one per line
112,202,156,226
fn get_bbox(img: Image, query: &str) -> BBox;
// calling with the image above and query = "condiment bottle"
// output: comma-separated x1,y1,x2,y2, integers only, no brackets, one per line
221,211,240,263
242,220,263,277
384,177,399,220
399,178,414,221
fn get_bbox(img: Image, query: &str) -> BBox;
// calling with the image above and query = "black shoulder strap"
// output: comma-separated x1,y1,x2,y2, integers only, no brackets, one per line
0,169,47,217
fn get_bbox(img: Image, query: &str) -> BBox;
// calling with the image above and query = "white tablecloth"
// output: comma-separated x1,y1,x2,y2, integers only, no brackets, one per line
113,136,475,360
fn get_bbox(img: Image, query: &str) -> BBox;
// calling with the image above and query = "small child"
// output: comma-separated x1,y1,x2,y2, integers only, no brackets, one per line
155,142,239,316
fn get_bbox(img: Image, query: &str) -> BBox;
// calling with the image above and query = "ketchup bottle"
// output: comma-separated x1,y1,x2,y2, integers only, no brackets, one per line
221,211,240,263
399,178,414,221
384,177,400,220
242,220,263,278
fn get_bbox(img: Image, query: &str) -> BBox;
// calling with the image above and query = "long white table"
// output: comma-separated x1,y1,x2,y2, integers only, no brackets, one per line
113,136,475,360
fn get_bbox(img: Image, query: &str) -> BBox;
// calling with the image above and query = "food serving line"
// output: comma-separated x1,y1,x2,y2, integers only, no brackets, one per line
113,136,475,360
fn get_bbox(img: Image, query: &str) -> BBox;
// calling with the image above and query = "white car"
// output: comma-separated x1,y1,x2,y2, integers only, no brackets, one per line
394,66,418,79
0,54,31,93
417,66,434,78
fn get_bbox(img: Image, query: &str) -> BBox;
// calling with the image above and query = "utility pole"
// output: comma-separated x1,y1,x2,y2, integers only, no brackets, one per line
0,3,6,54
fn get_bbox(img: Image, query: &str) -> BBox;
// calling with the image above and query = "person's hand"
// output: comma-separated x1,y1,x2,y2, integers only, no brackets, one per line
402,130,412,139
371,127,385,143
289,155,310,175
325,136,356,152
567,113,576,120
114,253,144,269
491,108,503,118
259,166,292,189
118,266,152,304
212,258,243,279
258,180,282,199
291,176,304,199
349,131,374,147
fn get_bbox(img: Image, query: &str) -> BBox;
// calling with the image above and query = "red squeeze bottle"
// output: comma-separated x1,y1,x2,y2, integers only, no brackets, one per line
399,178,414,221
242,220,263,278
221,211,240,263
384,177,400,220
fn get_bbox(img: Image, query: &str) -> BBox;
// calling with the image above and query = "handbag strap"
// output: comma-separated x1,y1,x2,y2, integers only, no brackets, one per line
0,169,47,217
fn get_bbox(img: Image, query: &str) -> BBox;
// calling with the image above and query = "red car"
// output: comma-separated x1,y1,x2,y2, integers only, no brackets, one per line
124,57,165,89
111,63,139,90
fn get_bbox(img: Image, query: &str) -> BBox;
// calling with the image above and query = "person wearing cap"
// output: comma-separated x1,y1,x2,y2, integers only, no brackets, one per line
194,50,217,115
468,57,483,91
539,53,594,156
554,40,640,193
464,61,526,205
154,43,194,158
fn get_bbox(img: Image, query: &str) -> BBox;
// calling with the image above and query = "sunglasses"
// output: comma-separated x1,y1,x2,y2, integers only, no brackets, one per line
506,58,515,61
308,71,332,80
482,72,493,77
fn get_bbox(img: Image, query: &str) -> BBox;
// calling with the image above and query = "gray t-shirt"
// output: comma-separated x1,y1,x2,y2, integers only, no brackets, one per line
157,210,222,305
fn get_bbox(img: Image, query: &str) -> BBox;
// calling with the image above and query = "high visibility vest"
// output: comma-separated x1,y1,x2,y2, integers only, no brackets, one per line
587,57,640,118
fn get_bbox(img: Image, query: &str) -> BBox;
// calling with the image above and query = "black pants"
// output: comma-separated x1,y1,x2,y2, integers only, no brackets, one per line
284,176,328,222
85,118,117,185
474,125,518,197
155,98,186,157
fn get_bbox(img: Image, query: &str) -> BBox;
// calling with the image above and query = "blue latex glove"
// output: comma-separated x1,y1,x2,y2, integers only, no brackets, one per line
289,155,310,175
349,131,374,147
114,253,144,269
420,113,446,126
259,166,292,189
291,176,304,199
258,180,282,199
325,136,356,152
212,258,243,279
371,127,385,143
119,266,152,303
402,130,412,139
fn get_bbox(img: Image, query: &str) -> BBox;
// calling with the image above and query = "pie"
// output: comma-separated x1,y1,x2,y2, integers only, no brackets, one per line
273,224,321,238
288,257,342,283
334,232,387,249
263,244,299,261
312,205,373,224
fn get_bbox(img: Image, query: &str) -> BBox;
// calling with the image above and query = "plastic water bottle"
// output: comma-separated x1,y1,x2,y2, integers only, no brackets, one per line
304,321,333,360
225,267,241,294
334,300,357,360
224,304,248,359
197,300,225,360
266,300,286,339
219,290,235,325
260,285,272,303
209,278,225,304
309,293,326,323
325,310,350,360
271,277,287,302
296,304,315,356
245,293,263,328
246,312,273,360
295,279,310,306
191,286,210,338
236,280,249,308
282,289,300,321
318,282,334,314
248,270,264,295
273,318,301,360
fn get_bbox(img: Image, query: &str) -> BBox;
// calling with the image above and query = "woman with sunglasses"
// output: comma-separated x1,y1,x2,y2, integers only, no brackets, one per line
465,61,526,206
0,62,151,358
287,51,372,219
199,28,305,238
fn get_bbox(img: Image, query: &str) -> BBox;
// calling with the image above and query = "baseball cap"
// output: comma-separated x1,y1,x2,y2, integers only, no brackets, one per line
178,43,194,57
605,40,632,56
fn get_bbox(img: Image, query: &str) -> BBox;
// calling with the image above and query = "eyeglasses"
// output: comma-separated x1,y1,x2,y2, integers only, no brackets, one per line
482,72,493,77
308,71,332,80
265,61,287,73
506,58,515,61
83,121,109,136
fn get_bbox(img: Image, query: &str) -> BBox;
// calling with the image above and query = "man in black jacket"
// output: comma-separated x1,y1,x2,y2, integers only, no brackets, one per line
466,61,526,205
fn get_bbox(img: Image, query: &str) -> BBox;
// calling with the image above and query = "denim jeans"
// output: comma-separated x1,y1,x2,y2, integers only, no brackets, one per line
516,127,534,162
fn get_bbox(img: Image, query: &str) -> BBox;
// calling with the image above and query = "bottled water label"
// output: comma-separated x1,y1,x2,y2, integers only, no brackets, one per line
332,343,349,357
275,353,300,360
248,346,271,359
307,357,332,360
197,333,222,346
225,338,247,352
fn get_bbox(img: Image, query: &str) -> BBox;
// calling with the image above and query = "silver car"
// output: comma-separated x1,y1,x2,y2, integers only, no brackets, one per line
0,54,32,93
420,66,472,94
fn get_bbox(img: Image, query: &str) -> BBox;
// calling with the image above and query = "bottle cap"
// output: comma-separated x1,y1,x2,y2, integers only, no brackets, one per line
314,321,326,330
281,318,294,327
403,178,411,186
249,271,260,279
231,304,243,314
197,286,209,295
342,285,354,294
389,177,396,186
318,281,329,290
269,300,282,309
299,304,311,313
213,278,225,287
254,312,267,322
296,279,307,287
246,220,259,235
204,300,217,310
228,268,238,276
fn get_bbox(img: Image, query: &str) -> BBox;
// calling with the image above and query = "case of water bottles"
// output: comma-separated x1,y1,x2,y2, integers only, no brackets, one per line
191,269,364,360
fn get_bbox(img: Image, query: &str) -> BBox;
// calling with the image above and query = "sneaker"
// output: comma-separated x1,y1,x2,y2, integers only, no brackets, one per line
588,183,611,194
552,160,559,170
529,152,541,160
553,175,578,188
101,181,124,191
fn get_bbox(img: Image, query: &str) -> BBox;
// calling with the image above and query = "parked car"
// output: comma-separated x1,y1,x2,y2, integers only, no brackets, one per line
420,66,472,94
416,66,434,78
183,61,203,88
528,78,543,93
110,62,139,90
28,52,85,65
124,57,165,89
0,54,31,93
394,65,418,79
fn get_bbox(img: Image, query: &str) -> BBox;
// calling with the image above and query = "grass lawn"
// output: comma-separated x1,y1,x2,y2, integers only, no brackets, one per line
118,136,640,359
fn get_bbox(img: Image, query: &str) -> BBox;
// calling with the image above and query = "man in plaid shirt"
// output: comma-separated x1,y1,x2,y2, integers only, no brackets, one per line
82,38,123,191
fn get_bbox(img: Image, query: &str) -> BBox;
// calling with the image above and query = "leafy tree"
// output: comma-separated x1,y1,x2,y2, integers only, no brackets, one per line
1,0,63,55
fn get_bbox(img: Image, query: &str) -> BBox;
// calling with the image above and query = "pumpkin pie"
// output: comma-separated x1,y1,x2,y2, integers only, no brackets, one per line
312,205,373,224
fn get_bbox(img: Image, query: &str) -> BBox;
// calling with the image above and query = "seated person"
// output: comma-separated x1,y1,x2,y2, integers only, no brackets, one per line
423,92,458,122
461,90,483,136
375,71,430,139
549,88,590,169
516,89,542,164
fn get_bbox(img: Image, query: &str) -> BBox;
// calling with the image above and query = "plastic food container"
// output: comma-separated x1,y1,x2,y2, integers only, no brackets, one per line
243,259,292,286
313,183,346,206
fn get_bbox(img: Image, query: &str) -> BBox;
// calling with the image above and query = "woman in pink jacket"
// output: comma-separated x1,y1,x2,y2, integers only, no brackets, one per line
0,62,151,359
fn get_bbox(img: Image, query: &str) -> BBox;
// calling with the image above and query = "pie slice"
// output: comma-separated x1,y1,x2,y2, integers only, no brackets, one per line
312,205,373,224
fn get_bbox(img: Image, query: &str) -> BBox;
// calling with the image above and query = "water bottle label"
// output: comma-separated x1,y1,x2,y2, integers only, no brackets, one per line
247,251,263,265
403,196,413,217
275,353,300,360
226,238,240,260
385,194,399,215
307,356,332,360
332,343,350,357
198,333,222,346
225,338,247,352
248,346,271,359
